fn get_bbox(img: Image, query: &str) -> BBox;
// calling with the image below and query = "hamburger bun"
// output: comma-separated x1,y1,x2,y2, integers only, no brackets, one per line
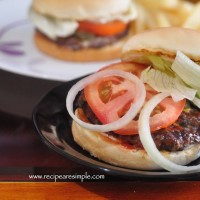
32,0,132,20
122,27,200,63
72,109,200,170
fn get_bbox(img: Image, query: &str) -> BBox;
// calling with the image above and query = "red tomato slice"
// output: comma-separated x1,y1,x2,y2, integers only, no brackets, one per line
78,20,128,36
84,62,186,135
84,76,137,125
115,95,186,135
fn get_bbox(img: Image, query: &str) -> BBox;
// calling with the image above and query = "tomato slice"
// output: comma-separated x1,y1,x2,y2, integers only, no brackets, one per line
84,76,137,125
115,95,186,135
78,20,128,36
84,62,186,135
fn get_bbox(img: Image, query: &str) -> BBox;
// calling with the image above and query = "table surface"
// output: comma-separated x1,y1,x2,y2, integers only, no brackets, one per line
1,70,200,198
1,182,200,199
1,114,200,199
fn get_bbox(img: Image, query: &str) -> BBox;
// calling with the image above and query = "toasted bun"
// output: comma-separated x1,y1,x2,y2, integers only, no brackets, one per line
32,0,132,20
72,109,200,170
122,27,200,63
34,31,132,62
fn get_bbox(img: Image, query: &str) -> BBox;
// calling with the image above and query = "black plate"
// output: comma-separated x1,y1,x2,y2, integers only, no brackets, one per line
32,77,200,180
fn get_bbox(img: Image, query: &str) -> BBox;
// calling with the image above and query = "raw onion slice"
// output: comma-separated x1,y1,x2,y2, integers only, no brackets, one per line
139,92,200,173
66,69,146,133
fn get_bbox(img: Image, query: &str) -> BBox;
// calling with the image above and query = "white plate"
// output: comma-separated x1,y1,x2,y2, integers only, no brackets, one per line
0,0,119,81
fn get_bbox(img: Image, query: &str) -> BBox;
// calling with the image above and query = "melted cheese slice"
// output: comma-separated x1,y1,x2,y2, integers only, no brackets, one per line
29,9,79,40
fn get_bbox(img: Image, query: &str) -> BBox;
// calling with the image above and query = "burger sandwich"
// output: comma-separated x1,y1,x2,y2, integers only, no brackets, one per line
66,27,200,172
29,0,137,62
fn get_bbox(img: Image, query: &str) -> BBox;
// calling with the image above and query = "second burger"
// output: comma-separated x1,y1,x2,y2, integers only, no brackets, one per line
29,0,137,62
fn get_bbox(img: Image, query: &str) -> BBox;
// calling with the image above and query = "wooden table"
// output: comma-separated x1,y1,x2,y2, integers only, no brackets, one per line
0,104,200,199
1,182,200,199
0,70,200,199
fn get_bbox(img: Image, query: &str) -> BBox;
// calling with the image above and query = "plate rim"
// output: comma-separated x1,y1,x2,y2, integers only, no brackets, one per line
0,0,125,82
0,0,120,82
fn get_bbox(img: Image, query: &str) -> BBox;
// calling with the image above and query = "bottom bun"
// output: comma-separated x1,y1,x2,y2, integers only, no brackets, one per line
34,31,130,62
72,109,200,170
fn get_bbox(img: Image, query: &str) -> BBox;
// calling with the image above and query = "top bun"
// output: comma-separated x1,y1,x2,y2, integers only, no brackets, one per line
122,27,200,63
32,0,132,20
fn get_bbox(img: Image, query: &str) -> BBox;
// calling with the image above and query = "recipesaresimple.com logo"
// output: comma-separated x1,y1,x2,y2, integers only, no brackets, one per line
28,172,105,182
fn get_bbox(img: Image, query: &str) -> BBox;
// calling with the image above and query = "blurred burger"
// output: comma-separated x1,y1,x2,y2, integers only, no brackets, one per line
29,0,137,62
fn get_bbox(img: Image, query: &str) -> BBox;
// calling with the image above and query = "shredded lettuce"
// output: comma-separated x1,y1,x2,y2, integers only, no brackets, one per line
172,51,200,98
147,55,174,76
141,51,200,108
192,97,200,108
141,67,197,102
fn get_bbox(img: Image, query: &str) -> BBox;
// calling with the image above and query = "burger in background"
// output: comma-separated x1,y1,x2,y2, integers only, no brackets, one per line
29,0,137,62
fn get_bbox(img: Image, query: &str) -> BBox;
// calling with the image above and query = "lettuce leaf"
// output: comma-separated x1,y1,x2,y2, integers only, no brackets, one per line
141,67,197,102
147,55,174,76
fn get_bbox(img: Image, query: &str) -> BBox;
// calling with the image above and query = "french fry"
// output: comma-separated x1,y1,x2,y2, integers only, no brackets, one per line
134,4,148,32
145,10,158,29
183,2,200,29
133,0,200,33
155,12,171,27
135,0,179,10
175,1,194,25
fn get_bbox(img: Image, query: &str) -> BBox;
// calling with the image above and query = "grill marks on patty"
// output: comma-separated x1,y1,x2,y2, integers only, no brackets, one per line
76,91,200,152
37,25,130,50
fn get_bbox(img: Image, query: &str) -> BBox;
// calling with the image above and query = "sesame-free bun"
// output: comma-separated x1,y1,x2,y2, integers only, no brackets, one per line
122,27,200,63
72,109,200,170
32,0,132,20
34,30,132,62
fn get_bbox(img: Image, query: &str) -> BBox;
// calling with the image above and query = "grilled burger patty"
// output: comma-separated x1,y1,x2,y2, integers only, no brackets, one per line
36,25,130,51
76,91,200,152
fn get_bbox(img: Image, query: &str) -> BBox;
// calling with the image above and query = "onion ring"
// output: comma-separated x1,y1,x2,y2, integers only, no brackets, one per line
139,92,200,173
66,69,146,133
